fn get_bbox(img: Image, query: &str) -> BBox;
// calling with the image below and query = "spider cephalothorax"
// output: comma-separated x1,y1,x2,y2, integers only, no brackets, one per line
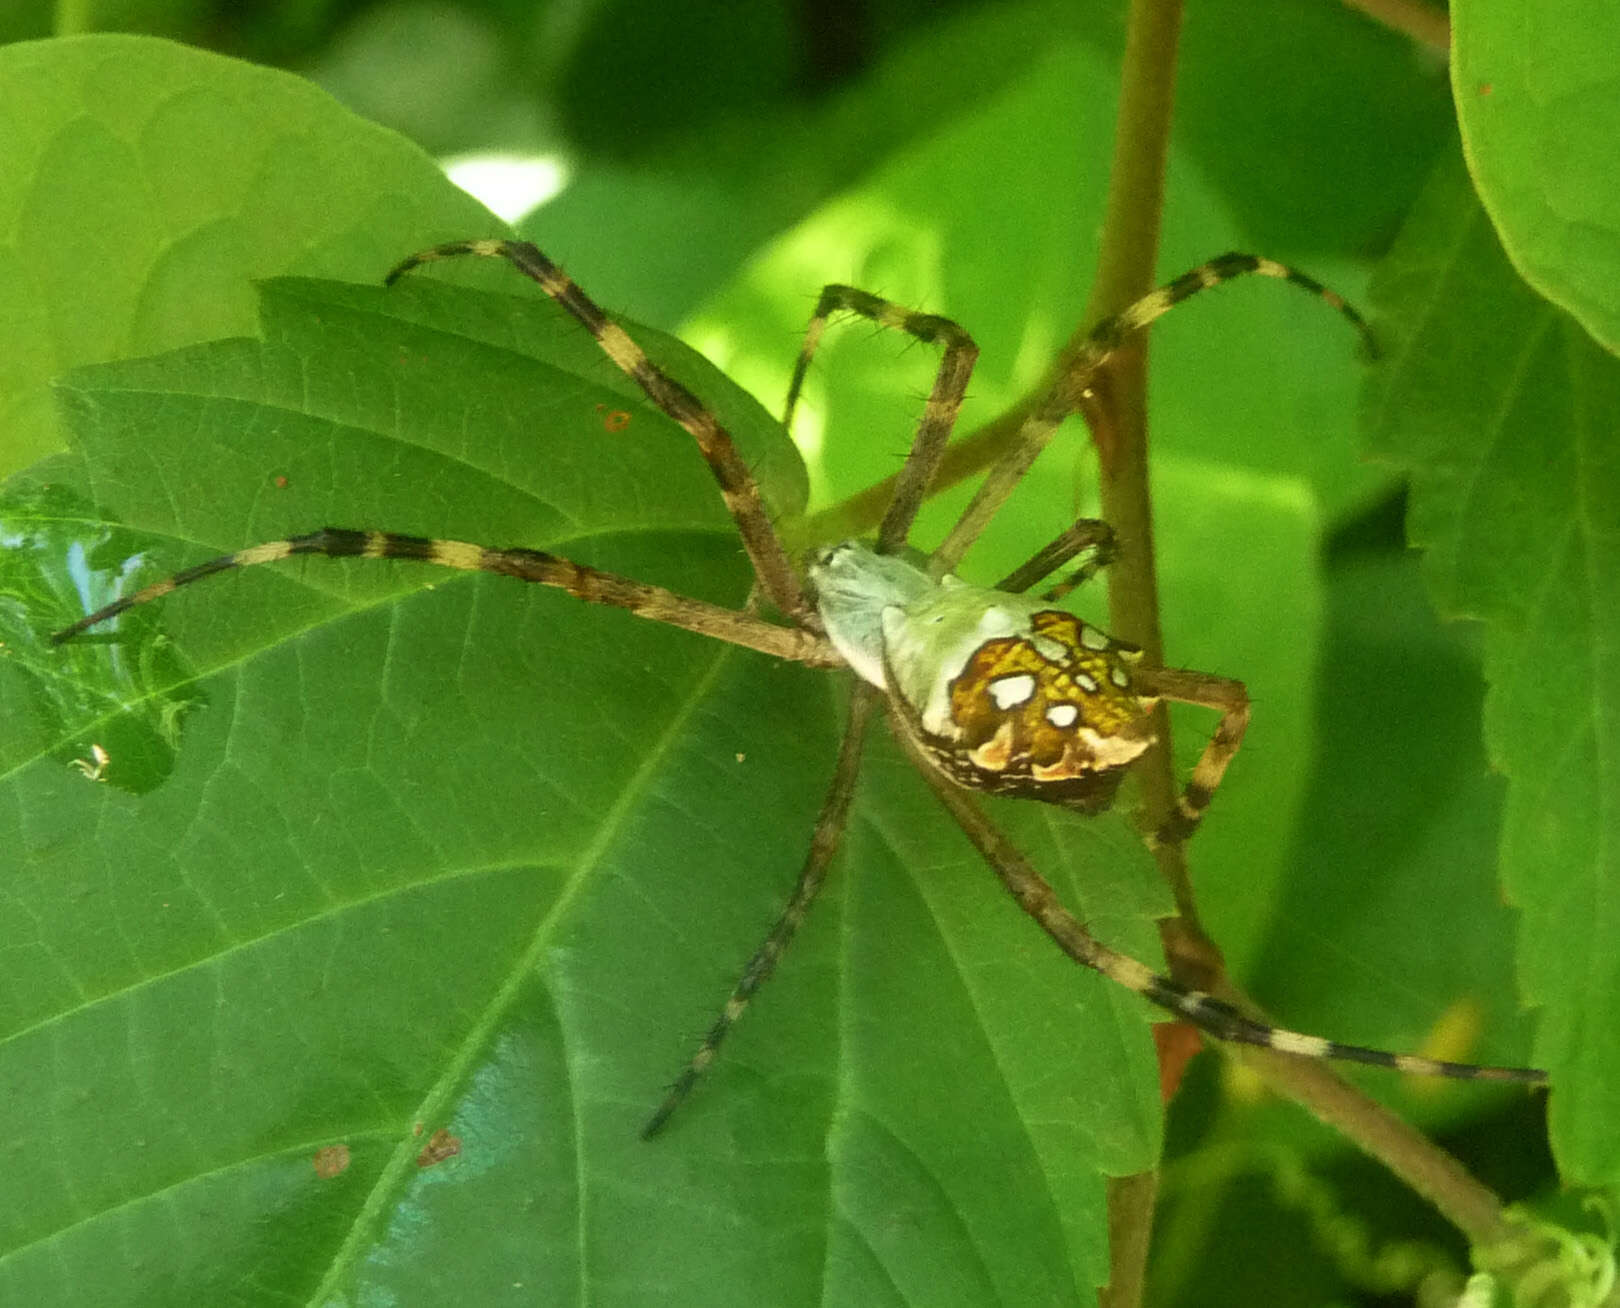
51,238,1547,1136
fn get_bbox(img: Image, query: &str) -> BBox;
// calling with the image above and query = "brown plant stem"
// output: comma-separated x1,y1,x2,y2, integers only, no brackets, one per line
1234,1043,1509,1241
1084,3,1186,1305
1100,1170,1158,1308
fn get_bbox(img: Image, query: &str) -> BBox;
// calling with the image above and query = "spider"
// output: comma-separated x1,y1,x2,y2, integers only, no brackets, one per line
52,239,1548,1137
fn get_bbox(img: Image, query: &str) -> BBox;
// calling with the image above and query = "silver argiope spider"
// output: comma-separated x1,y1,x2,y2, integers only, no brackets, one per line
52,239,1548,1137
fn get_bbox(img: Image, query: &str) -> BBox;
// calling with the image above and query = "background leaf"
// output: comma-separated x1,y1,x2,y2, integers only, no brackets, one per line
1364,149,1620,1191
1454,0,1620,354
0,32,494,477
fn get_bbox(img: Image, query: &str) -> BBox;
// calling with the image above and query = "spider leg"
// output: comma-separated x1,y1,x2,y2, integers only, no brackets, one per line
386,240,812,623
1084,252,1375,360
931,254,1374,574
642,683,879,1137
783,286,979,552
909,738,1548,1085
1131,666,1250,848
50,528,838,666
994,518,1118,598
930,387,1078,576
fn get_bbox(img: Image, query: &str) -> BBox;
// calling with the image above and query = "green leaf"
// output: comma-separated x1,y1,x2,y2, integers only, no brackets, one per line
1,269,1170,1303
1454,0,1620,354
0,32,494,479
1364,150,1620,1186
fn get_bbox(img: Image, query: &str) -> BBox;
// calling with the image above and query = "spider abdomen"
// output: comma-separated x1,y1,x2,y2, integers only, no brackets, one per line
809,540,1155,812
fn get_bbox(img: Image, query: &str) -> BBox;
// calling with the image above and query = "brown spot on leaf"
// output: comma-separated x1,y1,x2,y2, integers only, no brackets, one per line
416,1128,462,1168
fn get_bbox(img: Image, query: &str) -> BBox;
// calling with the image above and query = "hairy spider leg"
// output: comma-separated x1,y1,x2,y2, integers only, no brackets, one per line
994,518,1119,599
385,239,813,623
50,528,835,665
641,685,880,1138
1132,665,1250,849
783,284,979,553
931,253,1377,574
912,737,1548,1086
